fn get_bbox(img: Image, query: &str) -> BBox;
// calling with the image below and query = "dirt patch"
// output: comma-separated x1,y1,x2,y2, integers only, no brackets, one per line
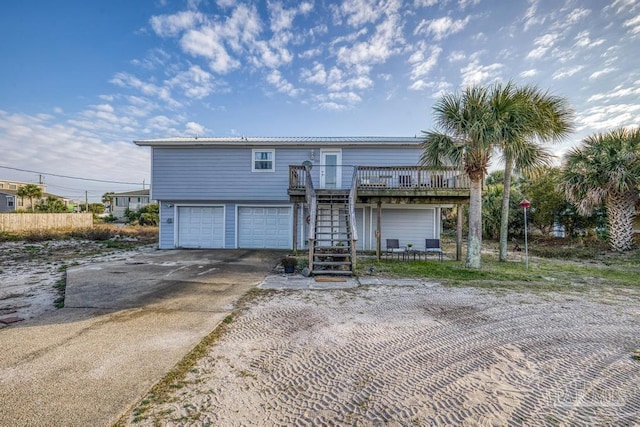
126,284,640,426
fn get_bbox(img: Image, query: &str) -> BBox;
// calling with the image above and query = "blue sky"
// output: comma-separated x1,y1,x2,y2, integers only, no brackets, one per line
1,0,639,201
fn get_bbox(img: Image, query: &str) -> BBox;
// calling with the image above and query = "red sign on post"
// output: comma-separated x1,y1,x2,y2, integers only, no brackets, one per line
520,199,531,208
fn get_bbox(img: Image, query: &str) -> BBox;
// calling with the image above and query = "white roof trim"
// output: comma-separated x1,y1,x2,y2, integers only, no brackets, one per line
134,136,422,147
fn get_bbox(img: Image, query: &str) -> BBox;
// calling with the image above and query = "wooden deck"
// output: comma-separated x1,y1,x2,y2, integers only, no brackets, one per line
288,165,470,203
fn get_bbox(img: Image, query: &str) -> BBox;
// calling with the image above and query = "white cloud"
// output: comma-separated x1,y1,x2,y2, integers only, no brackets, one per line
574,31,605,49
185,121,206,135
298,47,323,59
623,14,640,33
409,44,442,80
566,8,591,24
414,0,439,6
526,32,559,59
604,0,640,15
460,59,503,86
458,0,480,9
300,63,327,85
587,85,640,102
415,16,470,41
448,50,466,62
176,4,264,73
588,67,617,80
552,65,584,80
150,11,204,37
181,28,239,74
578,103,640,131
167,65,220,99
336,11,404,67
409,80,429,91
110,72,181,107
338,0,400,27
523,0,544,31
266,70,301,97
519,69,537,78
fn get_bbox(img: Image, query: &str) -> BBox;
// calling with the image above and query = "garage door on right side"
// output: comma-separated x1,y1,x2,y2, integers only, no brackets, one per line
238,206,292,249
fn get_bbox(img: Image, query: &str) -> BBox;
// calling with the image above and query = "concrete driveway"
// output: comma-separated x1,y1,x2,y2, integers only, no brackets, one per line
0,249,282,427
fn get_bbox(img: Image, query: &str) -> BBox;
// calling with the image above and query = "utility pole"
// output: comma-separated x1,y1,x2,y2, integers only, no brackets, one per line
85,191,89,213
142,179,146,190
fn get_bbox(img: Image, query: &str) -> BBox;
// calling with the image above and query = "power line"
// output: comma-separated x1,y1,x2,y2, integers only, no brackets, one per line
0,164,144,185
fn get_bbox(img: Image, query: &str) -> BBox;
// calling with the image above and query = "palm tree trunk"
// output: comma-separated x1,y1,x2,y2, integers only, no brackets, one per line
466,175,483,268
607,191,637,252
499,154,514,261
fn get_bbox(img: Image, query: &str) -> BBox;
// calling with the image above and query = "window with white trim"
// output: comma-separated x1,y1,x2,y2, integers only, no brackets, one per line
252,149,275,172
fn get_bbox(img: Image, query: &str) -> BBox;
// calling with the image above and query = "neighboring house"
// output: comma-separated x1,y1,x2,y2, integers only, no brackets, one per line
0,180,69,212
109,189,152,219
134,136,471,275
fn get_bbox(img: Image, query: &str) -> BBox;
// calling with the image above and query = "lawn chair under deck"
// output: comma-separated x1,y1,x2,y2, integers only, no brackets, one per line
425,238,443,261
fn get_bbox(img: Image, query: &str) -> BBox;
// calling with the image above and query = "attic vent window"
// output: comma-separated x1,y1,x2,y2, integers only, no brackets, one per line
252,149,275,172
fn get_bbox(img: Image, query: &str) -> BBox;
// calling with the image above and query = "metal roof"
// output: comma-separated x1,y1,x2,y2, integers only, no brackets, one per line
110,189,150,196
134,136,423,147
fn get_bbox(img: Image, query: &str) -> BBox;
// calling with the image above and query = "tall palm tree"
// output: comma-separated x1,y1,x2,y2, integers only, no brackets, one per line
560,127,640,252
496,83,573,261
16,184,43,212
421,85,498,268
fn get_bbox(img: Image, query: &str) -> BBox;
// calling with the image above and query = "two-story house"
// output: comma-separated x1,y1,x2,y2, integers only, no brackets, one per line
134,136,470,275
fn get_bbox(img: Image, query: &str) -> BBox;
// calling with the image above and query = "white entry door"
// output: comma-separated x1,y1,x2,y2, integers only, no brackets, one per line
320,149,342,189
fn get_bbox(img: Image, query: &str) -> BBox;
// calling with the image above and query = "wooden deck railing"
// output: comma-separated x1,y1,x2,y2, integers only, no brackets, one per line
356,166,469,190
289,165,469,191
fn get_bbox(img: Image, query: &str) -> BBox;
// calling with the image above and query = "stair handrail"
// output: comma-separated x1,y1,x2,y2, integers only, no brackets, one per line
348,166,359,243
304,164,316,241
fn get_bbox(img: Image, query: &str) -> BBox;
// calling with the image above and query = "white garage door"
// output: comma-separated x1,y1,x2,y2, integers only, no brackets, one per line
238,207,292,249
382,208,435,250
177,206,224,248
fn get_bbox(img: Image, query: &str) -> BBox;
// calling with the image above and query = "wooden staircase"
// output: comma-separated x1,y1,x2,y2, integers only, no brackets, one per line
310,190,354,275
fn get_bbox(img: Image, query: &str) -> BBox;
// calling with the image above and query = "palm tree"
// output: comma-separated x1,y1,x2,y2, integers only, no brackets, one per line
560,127,640,252
16,184,43,212
496,83,573,261
421,85,499,268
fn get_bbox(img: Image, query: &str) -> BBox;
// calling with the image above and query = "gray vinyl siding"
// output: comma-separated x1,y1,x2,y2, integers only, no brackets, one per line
159,202,173,249
152,147,307,200
225,203,236,248
151,146,424,199
381,207,436,250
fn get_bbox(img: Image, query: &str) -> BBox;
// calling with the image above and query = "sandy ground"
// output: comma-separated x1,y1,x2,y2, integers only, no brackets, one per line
0,240,152,326
127,281,640,426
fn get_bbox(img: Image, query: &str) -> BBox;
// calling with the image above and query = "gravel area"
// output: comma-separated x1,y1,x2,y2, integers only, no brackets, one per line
127,282,640,426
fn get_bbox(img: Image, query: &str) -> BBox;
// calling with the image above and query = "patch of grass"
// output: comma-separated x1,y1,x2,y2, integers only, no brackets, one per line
53,277,66,308
356,248,640,291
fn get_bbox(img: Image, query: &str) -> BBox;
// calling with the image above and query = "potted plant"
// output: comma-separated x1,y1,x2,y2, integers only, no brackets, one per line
281,256,297,274
407,243,413,250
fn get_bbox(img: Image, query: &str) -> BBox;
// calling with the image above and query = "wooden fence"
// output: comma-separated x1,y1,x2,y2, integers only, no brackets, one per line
0,213,93,232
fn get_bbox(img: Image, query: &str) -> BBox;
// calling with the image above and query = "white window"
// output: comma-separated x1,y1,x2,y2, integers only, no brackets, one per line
7,197,14,207
252,149,275,172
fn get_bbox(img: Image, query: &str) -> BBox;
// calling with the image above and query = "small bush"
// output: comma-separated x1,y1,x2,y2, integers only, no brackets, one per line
70,227,114,241
21,229,61,242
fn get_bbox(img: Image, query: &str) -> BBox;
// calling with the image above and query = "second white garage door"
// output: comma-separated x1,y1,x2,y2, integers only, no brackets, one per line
177,206,224,248
238,206,292,249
